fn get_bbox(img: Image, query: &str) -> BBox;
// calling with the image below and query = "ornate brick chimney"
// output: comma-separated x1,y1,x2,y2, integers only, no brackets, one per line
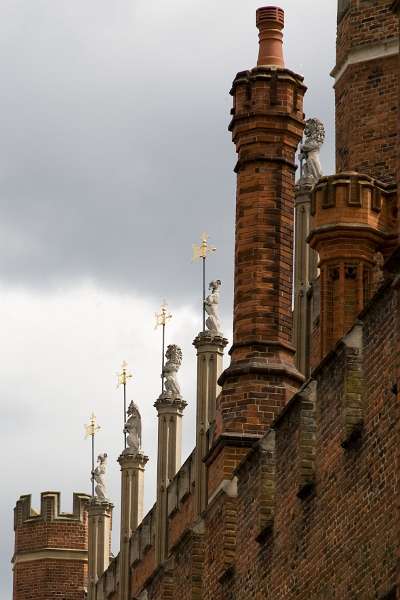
208,7,306,497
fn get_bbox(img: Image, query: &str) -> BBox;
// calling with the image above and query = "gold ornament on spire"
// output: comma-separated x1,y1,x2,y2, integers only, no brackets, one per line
192,232,216,262
117,360,132,388
155,300,172,330
84,413,101,439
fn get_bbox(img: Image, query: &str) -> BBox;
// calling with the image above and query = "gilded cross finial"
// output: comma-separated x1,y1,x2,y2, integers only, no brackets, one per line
192,232,216,262
84,413,101,439
155,300,172,330
192,232,217,331
117,361,132,388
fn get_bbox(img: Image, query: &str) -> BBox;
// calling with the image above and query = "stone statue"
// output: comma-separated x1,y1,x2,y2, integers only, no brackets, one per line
163,344,183,397
124,401,142,453
205,280,222,332
93,453,108,500
299,118,325,182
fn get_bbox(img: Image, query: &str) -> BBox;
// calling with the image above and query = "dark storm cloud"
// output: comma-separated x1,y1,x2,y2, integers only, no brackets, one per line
0,2,338,597
0,0,336,303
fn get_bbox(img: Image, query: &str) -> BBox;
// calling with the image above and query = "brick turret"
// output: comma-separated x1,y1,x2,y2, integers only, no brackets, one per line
309,173,397,360
211,7,306,494
333,0,399,185
307,0,400,364
13,492,90,600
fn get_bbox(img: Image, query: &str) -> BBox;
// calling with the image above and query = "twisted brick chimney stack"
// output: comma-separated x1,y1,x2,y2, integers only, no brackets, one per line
209,7,306,497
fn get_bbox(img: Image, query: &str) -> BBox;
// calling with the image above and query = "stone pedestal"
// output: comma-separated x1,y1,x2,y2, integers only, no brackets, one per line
294,177,318,377
154,392,187,564
118,451,149,600
87,499,113,600
193,331,228,515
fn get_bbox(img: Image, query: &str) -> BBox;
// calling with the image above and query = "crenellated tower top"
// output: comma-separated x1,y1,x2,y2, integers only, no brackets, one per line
13,492,90,600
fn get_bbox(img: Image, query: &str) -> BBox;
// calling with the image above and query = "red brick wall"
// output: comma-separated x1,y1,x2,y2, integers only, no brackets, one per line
13,493,89,600
127,273,399,600
170,531,205,600
13,559,87,600
131,546,156,597
231,280,399,598
203,492,237,600
168,492,195,550
335,1,399,184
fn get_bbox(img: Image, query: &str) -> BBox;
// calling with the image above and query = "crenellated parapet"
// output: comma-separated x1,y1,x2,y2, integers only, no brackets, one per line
14,491,89,529
13,491,90,600
310,172,396,241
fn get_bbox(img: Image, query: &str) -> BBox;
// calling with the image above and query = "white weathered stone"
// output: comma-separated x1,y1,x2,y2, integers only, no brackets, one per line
163,344,183,397
205,279,222,333
299,118,325,183
93,453,108,501
124,401,142,455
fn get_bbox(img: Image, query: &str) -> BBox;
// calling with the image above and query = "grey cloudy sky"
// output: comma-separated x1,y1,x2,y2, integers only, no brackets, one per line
1,1,336,596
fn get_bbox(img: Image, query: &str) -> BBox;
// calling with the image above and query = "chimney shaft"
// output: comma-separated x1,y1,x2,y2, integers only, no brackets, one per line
256,6,285,68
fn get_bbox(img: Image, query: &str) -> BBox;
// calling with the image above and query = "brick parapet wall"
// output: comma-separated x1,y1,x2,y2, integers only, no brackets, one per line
13,491,90,600
229,275,399,598
120,269,399,599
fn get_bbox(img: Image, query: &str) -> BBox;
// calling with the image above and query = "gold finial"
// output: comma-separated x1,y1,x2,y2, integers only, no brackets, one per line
84,413,101,439
192,232,216,262
117,361,132,388
155,300,172,330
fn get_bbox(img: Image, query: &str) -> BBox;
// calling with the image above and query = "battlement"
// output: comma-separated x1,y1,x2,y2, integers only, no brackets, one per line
14,492,90,557
229,67,306,127
13,492,90,600
14,491,90,528
309,172,396,245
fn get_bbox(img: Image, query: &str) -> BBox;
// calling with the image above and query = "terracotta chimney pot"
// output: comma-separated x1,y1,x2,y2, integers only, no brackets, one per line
256,6,285,68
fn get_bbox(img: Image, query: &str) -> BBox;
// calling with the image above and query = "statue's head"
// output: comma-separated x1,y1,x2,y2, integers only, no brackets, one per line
209,279,221,292
127,400,140,419
304,118,325,146
97,453,107,464
165,344,183,367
